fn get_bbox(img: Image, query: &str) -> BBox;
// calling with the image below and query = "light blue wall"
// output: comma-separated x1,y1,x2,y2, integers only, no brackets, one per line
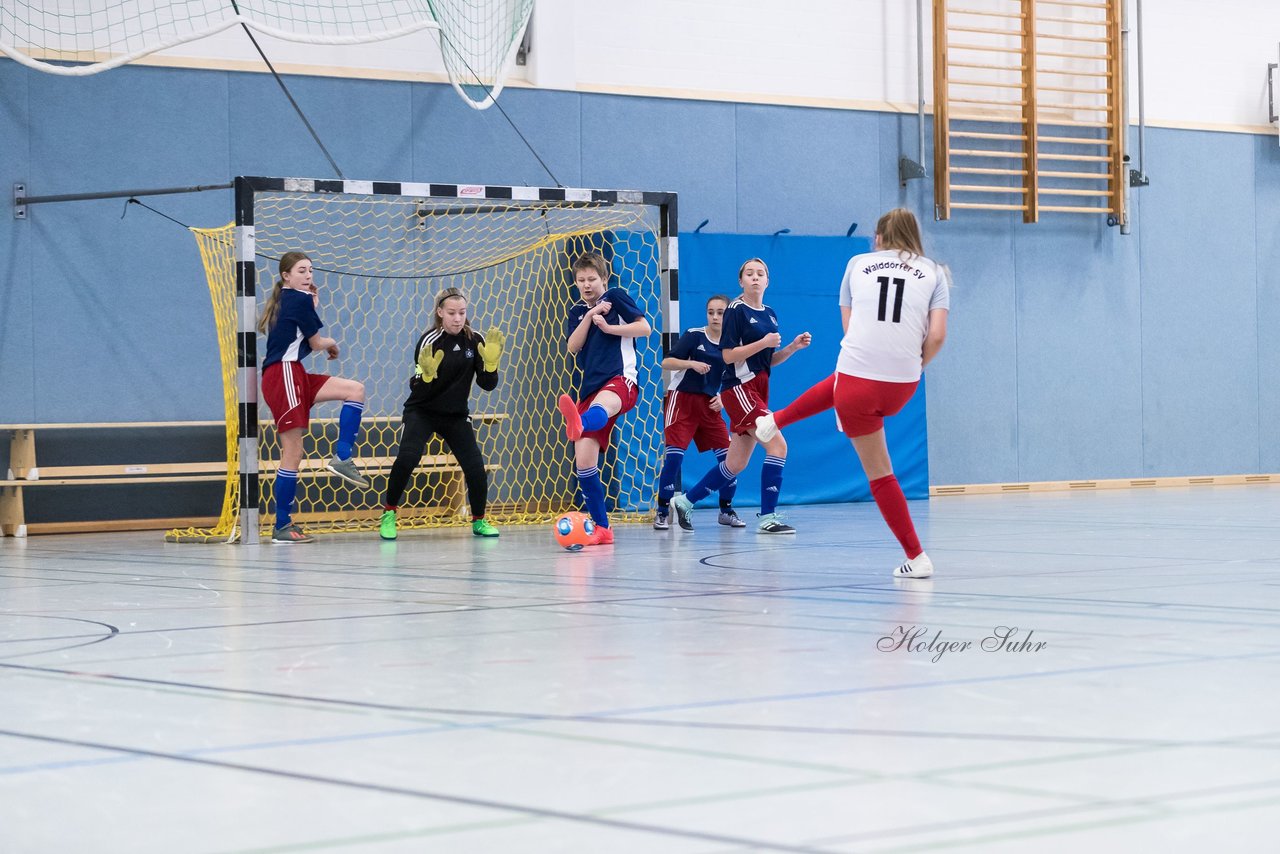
0,62,34,421
2,59,1276,484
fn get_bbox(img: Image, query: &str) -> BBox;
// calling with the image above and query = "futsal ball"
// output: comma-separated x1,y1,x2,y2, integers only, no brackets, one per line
553,511,595,551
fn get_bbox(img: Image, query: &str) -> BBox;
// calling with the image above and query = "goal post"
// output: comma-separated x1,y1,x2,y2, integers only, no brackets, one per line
167,176,678,544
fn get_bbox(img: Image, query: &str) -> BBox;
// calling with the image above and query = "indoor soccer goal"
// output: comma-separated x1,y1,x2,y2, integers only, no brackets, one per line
167,177,678,543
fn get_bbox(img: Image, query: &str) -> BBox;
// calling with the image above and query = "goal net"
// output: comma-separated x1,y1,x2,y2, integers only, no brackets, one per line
0,0,532,109
167,177,678,543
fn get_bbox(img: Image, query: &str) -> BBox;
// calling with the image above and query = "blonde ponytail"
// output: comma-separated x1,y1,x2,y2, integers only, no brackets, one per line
257,279,284,334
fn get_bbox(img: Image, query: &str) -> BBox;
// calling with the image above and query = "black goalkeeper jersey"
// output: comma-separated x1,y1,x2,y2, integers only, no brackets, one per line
403,328,499,415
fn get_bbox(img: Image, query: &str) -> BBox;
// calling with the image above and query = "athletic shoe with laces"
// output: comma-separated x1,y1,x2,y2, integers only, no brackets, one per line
326,456,370,488
271,523,314,544
718,508,747,528
756,513,796,535
472,518,500,537
894,551,934,579
557,394,584,441
754,412,779,443
653,510,670,530
670,493,695,531
378,509,397,541
585,524,614,546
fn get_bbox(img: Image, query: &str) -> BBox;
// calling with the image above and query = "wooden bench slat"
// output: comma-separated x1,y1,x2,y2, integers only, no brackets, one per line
1,414,507,431
2,475,229,487
34,462,230,479
3,418,506,537
4,459,495,486
1,421,226,430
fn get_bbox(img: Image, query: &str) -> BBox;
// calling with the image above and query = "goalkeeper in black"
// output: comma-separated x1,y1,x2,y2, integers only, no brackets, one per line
381,287,503,539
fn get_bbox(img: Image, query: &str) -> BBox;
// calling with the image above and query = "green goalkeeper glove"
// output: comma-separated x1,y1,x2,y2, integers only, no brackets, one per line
477,329,504,373
416,346,445,383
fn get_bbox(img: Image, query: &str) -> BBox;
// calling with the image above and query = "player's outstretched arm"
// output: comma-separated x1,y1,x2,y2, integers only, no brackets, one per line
771,331,812,366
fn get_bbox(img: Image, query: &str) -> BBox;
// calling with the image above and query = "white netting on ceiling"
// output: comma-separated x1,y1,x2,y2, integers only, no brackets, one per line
0,0,533,108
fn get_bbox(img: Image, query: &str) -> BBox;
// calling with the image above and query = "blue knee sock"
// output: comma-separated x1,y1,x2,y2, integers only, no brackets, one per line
713,448,738,508
334,400,364,461
657,448,685,508
761,455,785,515
686,462,735,505
580,405,609,433
275,468,298,528
575,465,610,528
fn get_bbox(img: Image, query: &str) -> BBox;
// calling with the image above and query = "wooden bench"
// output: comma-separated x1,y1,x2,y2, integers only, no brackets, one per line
1,415,507,537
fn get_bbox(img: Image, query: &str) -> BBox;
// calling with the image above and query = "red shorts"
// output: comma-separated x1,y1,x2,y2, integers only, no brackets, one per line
833,372,919,437
261,361,331,432
662,390,730,452
720,373,771,436
578,376,638,450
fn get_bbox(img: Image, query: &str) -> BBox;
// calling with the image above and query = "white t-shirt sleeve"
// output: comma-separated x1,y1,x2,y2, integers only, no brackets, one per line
929,264,951,311
838,258,856,307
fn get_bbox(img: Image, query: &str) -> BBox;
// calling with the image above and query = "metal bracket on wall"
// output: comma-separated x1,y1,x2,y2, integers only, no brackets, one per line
1269,62,1278,123
516,12,533,65
1129,169,1149,188
13,183,26,220
899,157,927,187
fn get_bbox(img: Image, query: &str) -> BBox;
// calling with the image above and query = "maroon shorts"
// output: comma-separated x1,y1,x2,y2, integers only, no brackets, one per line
261,361,331,432
833,372,919,437
662,390,731,452
720,373,770,436
578,376,639,450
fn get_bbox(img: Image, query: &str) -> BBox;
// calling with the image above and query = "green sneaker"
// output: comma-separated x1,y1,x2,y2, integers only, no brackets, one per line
379,509,397,541
471,518,500,538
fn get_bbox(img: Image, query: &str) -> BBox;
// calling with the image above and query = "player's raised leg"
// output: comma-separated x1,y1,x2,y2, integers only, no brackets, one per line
316,376,370,488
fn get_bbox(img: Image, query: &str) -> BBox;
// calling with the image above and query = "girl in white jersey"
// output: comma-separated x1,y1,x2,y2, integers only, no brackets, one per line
754,209,949,577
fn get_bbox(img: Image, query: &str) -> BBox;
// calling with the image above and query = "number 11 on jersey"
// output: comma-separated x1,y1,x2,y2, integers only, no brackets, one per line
877,276,905,323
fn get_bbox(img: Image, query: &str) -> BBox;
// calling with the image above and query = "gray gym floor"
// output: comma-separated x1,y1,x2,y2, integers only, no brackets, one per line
2,487,1278,853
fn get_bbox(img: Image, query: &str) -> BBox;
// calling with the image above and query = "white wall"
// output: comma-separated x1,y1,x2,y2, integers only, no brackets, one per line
86,0,1280,131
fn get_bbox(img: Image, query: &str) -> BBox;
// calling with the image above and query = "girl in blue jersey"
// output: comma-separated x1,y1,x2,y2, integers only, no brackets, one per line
258,252,368,544
671,258,810,534
653,295,744,530
555,252,653,545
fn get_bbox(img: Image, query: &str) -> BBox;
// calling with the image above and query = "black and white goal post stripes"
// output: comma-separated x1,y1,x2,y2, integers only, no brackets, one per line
225,176,678,543
233,177,261,544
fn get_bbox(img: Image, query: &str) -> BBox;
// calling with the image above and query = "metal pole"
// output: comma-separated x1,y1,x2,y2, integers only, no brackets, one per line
918,0,926,168
899,0,929,186
15,183,233,207
1135,0,1145,175
1119,0,1131,234
234,177,260,545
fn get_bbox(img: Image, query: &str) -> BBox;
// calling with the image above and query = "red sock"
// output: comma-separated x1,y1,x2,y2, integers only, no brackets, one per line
384,504,398,512
776,373,836,430
869,474,922,559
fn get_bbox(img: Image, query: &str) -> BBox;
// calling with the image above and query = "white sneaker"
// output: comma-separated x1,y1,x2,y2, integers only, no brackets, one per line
894,552,934,579
754,412,779,443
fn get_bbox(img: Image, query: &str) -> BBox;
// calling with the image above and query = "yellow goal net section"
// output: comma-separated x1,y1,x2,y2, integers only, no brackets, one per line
167,182,674,542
